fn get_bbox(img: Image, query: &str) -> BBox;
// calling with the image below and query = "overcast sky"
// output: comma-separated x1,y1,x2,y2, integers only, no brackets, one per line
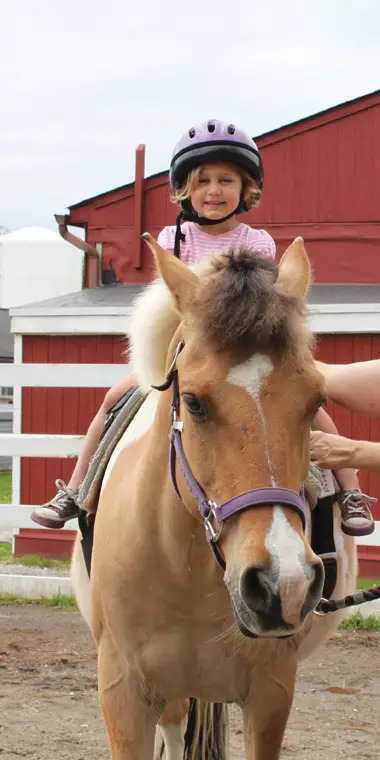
1,0,379,231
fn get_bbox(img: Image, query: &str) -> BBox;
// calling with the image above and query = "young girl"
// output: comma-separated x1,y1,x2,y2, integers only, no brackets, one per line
31,119,374,537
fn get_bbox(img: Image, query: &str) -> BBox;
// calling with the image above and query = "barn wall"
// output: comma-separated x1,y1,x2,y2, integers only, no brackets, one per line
316,334,380,520
68,95,380,286
21,335,127,505
21,332,380,519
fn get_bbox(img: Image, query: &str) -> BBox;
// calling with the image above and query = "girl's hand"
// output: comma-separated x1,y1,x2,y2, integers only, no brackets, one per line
310,430,355,469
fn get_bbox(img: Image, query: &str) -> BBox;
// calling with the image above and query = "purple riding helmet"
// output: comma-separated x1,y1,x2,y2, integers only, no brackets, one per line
170,119,263,212
169,120,264,256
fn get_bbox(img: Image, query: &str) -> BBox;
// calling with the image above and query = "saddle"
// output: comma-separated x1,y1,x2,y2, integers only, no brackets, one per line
77,386,148,576
78,389,338,600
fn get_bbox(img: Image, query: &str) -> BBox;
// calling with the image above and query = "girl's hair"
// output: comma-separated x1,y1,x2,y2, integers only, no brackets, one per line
171,164,261,210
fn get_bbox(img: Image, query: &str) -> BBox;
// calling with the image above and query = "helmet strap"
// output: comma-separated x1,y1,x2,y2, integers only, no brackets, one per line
174,212,186,258
174,197,244,259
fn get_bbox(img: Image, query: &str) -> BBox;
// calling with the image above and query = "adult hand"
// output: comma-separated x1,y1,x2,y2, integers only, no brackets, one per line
310,430,355,470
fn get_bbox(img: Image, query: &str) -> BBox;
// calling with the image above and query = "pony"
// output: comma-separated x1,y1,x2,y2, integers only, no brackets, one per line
71,236,356,760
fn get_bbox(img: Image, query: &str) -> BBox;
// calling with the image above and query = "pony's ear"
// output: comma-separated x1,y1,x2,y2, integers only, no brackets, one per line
275,237,311,298
142,233,199,314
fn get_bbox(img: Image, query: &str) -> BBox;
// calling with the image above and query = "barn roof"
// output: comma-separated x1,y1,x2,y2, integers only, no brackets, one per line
10,282,380,315
68,89,380,211
10,283,145,312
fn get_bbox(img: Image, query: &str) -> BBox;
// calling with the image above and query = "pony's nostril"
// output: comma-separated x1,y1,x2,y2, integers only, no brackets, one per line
309,561,325,601
240,566,271,613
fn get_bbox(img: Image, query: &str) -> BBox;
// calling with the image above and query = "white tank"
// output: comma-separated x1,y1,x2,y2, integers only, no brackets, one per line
0,227,84,308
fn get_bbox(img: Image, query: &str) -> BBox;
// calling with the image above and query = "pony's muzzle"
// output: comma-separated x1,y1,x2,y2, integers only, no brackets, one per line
238,559,324,633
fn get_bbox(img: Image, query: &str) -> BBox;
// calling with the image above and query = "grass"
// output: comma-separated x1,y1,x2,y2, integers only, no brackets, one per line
357,577,380,590
0,592,77,609
0,471,12,502
340,613,380,632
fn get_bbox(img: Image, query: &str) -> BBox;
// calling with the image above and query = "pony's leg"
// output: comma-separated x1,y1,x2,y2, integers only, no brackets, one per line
98,640,158,760
242,657,297,760
156,699,190,760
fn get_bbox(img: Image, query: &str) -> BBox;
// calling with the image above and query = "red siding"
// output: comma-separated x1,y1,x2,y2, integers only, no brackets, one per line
21,335,127,505
316,335,380,520
68,93,380,285
22,332,380,520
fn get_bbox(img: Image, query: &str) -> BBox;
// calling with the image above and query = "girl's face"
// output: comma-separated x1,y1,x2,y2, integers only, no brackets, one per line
190,162,243,221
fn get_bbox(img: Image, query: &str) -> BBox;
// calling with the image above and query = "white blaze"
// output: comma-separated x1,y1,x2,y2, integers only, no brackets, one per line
227,354,276,485
265,507,310,624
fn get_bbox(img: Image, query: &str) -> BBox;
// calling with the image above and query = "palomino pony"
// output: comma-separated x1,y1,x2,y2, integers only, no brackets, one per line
72,236,356,760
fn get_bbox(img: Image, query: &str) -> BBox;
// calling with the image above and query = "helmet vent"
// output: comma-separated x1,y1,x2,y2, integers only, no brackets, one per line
207,121,216,133
227,124,236,134
189,127,196,138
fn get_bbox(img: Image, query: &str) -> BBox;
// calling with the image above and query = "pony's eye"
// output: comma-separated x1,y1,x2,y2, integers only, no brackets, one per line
182,394,208,420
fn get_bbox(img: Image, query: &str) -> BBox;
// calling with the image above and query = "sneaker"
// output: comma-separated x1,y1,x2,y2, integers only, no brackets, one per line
338,488,376,536
31,479,80,529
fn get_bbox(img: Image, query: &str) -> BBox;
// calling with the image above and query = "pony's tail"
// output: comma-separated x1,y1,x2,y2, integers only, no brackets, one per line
184,699,229,760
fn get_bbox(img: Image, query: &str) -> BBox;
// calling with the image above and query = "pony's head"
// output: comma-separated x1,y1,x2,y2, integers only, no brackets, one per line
141,235,325,638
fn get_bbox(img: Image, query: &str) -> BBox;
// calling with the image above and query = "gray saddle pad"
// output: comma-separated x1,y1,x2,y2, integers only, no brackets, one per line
78,386,148,515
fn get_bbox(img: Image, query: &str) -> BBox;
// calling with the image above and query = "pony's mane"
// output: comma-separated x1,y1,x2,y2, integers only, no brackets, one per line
197,249,311,359
128,276,181,393
128,250,311,391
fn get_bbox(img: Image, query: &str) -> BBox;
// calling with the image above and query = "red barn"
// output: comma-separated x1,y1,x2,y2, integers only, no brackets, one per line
11,89,380,571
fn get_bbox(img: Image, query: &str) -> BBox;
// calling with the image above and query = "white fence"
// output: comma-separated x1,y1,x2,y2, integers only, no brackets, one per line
0,361,129,531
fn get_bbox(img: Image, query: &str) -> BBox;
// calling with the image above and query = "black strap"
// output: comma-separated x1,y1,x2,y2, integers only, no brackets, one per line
174,212,186,258
173,198,242,259
311,494,338,599
78,510,94,577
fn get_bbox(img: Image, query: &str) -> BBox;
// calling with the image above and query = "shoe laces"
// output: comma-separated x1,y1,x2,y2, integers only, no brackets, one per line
55,479,79,500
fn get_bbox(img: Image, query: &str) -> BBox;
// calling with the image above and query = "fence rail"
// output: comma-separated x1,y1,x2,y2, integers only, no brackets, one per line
0,361,129,532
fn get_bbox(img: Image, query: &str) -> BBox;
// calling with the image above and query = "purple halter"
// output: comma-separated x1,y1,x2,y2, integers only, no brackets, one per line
156,341,306,570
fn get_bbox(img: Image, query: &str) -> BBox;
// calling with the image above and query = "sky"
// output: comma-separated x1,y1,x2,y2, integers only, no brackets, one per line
1,0,379,231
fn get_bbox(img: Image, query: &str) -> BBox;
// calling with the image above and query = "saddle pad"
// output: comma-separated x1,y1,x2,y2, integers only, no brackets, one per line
78,386,148,515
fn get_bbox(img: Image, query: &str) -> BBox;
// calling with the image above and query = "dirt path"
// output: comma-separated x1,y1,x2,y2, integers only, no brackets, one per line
1,606,379,759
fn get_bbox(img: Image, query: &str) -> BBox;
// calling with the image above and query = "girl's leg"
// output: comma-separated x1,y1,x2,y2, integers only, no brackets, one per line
31,373,137,529
313,407,375,536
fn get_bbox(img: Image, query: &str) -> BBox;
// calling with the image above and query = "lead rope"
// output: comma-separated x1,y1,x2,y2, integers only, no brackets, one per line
315,584,380,615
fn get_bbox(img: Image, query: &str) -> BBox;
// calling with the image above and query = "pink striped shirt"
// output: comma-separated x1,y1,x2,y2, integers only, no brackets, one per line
157,222,276,265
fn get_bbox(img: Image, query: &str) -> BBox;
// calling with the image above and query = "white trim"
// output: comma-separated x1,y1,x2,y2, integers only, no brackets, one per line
12,335,22,508
0,434,82,457
0,573,73,598
0,505,78,530
309,304,380,334
356,521,380,548
0,363,130,387
11,312,132,335
9,303,380,336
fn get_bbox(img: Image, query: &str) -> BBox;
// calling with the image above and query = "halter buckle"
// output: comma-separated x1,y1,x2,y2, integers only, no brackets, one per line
204,501,223,542
312,598,329,616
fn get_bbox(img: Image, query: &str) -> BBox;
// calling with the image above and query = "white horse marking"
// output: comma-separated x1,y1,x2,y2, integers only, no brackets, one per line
227,354,276,485
156,720,187,760
265,507,311,625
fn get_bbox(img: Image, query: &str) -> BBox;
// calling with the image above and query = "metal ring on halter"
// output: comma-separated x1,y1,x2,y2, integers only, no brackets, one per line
312,598,329,616
204,501,223,542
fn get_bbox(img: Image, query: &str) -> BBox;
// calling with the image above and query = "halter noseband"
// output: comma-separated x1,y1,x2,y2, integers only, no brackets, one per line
154,341,306,570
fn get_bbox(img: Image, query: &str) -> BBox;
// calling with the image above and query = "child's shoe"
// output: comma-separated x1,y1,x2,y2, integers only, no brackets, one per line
31,480,80,529
337,488,376,536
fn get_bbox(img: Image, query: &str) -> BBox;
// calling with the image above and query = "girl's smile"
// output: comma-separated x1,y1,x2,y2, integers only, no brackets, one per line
190,162,243,232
